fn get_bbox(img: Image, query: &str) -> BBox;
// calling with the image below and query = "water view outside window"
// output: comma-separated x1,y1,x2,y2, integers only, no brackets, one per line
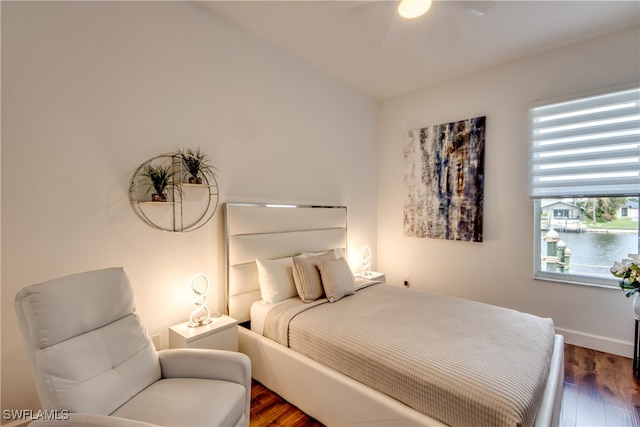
537,197,639,284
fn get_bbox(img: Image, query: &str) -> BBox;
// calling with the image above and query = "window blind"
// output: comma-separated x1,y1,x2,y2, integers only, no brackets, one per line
530,87,640,198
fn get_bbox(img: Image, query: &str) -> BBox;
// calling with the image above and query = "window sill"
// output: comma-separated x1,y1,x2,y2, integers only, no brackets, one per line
534,271,620,291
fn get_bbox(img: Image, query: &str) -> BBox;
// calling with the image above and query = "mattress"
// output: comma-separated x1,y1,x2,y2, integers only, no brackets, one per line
255,282,556,427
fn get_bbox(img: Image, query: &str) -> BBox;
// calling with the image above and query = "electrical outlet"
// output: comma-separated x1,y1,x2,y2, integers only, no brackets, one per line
403,275,410,287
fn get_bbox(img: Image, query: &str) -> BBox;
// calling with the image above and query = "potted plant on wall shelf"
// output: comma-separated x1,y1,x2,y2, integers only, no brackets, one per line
177,147,216,184
141,163,178,202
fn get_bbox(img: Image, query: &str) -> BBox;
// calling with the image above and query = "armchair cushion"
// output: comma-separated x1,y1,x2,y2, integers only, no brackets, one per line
34,314,160,414
111,378,246,427
16,267,136,348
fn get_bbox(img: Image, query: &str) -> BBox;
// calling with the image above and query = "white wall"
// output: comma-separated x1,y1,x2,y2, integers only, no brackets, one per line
377,25,640,358
0,1,377,416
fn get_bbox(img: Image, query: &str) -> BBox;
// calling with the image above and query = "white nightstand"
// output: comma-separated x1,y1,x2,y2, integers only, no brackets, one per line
356,271,385,282
169,315,238,351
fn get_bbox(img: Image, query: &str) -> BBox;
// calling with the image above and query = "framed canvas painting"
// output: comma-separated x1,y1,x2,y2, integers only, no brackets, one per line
404,116,485,242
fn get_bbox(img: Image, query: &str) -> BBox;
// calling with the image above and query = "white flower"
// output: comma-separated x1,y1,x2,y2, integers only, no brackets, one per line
611,261,628,277
614,254,640,297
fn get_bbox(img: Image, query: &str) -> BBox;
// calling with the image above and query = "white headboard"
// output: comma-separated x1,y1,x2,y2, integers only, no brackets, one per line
224,203,347,323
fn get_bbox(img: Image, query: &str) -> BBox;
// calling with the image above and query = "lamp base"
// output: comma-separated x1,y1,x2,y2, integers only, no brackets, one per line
187,318,213,328
187,311,223,328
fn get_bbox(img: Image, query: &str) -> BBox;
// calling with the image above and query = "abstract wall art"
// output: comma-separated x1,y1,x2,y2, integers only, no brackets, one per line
403,116,485,242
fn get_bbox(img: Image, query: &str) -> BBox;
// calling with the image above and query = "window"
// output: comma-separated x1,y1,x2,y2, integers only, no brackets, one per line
553,209,570,218
530,85,640,287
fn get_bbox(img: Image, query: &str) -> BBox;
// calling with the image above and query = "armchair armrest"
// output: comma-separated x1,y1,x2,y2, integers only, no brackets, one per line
158,348,251,387
29,413,158,427
159,349,251,427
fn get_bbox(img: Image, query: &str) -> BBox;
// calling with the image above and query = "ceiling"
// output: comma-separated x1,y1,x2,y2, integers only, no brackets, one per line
200,1,640,100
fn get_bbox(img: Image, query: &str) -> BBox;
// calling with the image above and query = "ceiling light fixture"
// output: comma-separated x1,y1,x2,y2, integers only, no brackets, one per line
398,0,432,19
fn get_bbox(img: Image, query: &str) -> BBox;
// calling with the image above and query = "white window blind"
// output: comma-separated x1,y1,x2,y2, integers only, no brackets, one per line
530,87,640,198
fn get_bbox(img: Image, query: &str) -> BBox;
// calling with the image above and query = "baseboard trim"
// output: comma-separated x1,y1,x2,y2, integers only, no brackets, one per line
556,327,633,358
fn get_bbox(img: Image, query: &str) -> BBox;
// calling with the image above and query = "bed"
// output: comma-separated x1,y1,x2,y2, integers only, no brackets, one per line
224,202,564,427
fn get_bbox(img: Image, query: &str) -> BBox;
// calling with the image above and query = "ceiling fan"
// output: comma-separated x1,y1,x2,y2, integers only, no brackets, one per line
318,0,496,47
319,0,495,16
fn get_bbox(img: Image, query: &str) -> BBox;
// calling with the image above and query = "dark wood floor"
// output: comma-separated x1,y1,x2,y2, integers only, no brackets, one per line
249,344,640,427
562,344,639,426
250,381,323,427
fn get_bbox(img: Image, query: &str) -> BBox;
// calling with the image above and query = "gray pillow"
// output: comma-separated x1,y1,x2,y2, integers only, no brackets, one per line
318,257,355,303
292,251,336,302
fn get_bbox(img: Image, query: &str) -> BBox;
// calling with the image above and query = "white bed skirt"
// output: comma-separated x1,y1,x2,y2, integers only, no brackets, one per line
239,326,564,427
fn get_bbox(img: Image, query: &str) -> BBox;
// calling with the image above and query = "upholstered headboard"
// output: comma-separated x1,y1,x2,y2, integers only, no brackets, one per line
224,203,347,323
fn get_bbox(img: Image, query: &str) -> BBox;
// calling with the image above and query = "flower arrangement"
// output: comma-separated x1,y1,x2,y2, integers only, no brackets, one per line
611,254,640,297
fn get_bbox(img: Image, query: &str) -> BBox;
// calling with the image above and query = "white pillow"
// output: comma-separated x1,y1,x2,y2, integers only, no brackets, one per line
256,257,298,304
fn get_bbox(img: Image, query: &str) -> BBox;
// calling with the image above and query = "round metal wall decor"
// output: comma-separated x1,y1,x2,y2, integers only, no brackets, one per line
129,153,219,232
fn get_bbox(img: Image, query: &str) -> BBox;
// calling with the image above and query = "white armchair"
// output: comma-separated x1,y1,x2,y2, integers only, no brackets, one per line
14,267,251,427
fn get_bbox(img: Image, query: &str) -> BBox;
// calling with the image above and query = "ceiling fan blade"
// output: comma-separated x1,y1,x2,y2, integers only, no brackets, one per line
321,0,494,49
449,1,496,16
380,10,405,49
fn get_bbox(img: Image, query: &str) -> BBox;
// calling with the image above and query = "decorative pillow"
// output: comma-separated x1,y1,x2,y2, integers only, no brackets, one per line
292,251,336,302
318,257,355,303
256,257,297,304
